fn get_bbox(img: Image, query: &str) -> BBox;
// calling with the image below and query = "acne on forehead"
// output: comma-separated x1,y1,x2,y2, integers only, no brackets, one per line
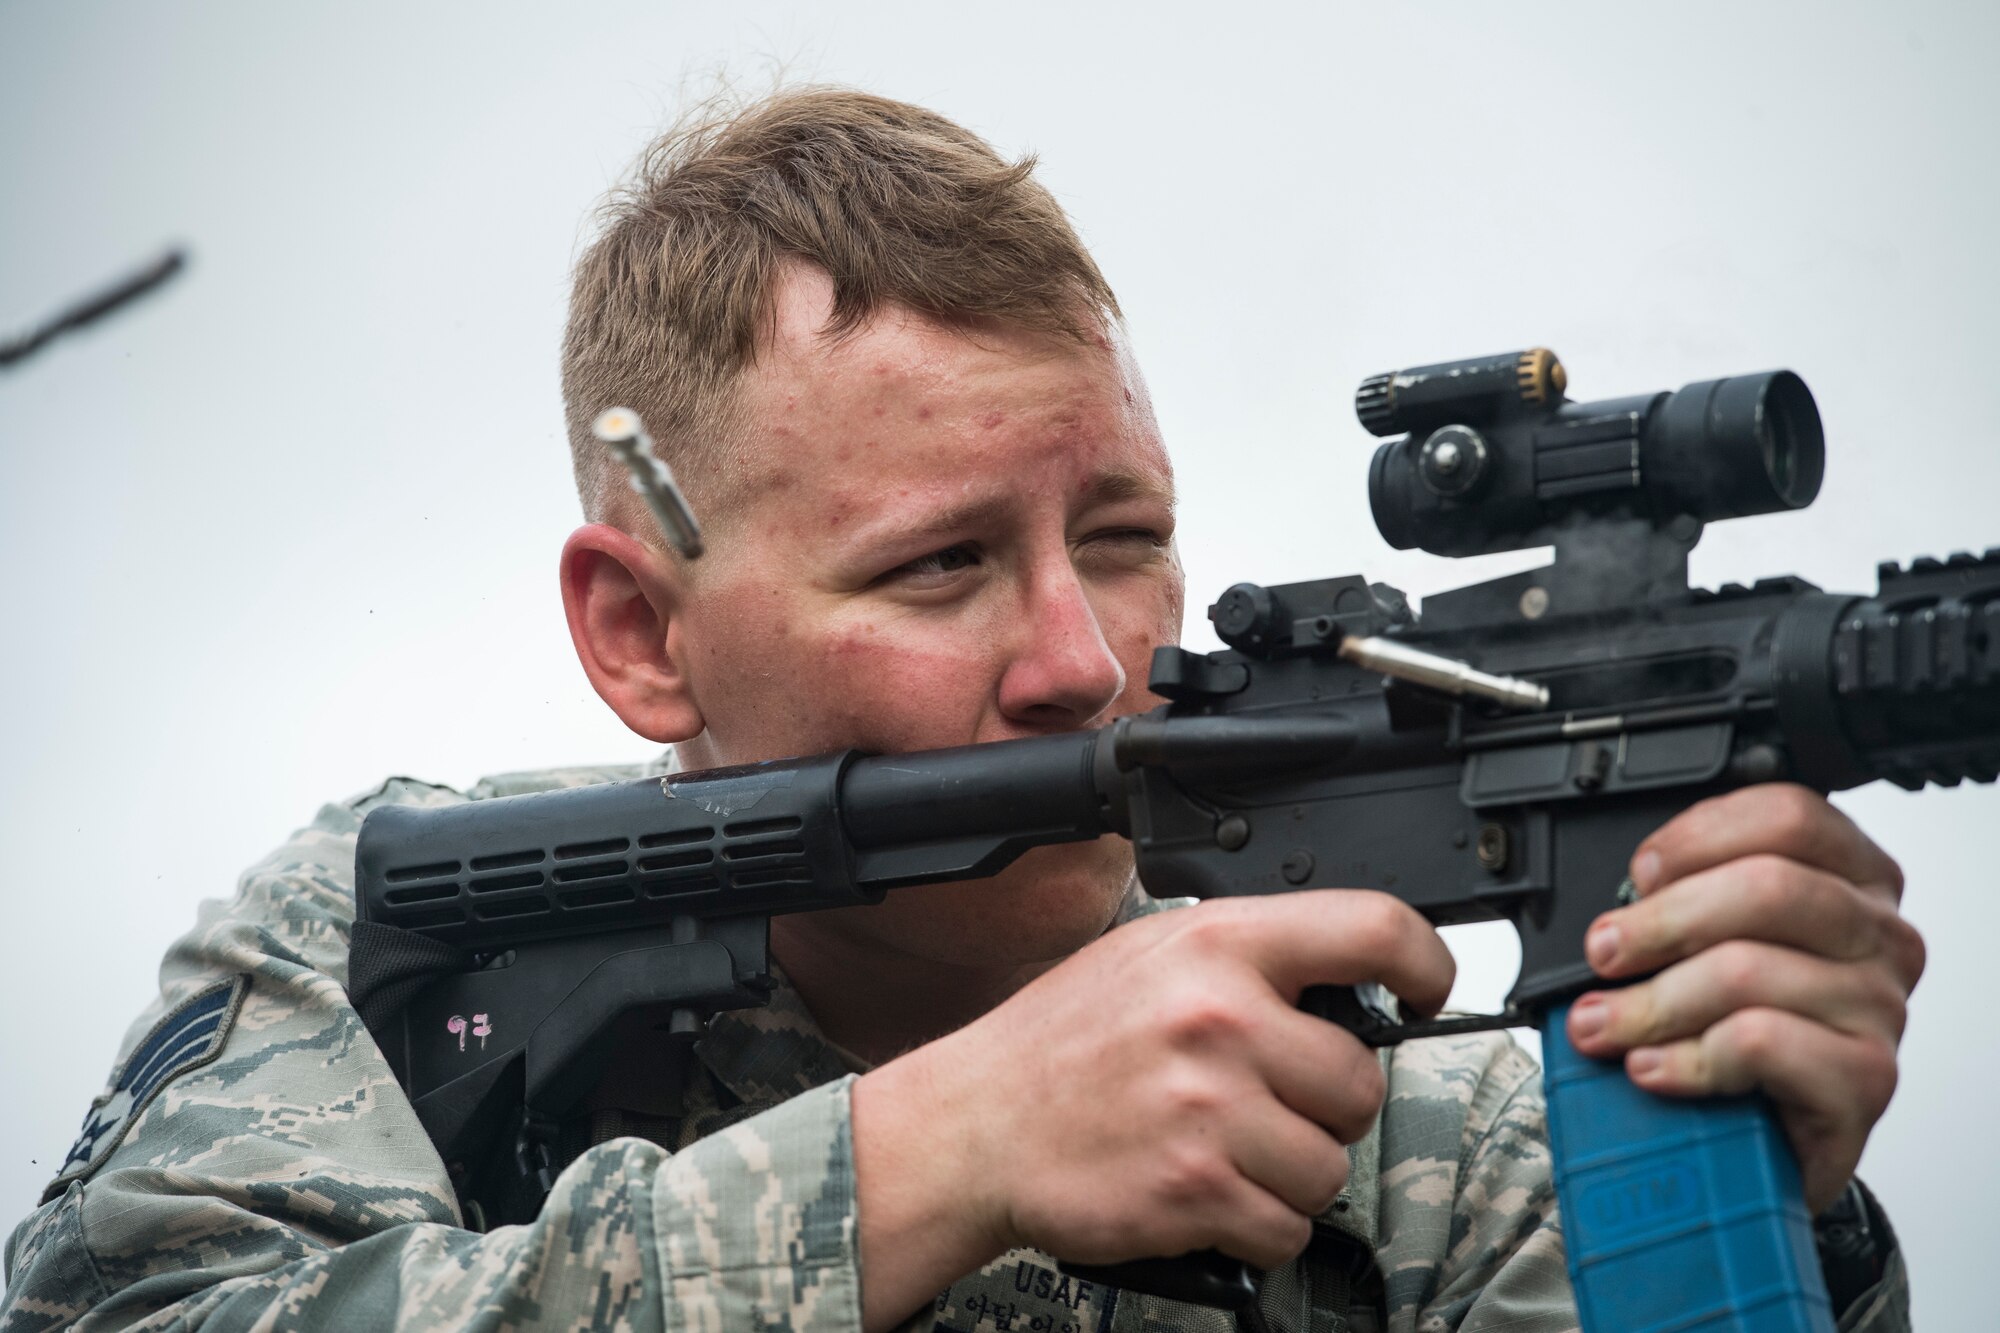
730,266,1167,502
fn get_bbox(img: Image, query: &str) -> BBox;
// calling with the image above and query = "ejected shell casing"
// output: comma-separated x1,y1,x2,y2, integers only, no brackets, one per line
1337,635,1549,712
593,407,704,560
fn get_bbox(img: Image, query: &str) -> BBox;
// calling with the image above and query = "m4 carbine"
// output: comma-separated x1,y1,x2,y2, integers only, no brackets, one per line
352,351,2000,1333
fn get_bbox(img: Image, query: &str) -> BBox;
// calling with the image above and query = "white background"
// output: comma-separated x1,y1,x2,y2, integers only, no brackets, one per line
3,2,1995,1319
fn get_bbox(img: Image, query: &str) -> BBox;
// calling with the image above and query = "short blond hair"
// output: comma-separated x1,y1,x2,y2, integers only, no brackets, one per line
561,86,1120,523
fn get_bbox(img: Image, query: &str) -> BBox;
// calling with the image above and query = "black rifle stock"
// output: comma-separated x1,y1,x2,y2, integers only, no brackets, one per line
353,352,1999,1330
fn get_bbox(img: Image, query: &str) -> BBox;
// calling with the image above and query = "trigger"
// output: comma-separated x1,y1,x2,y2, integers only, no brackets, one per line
1302,984,1527,1048
1301,984,1401,1046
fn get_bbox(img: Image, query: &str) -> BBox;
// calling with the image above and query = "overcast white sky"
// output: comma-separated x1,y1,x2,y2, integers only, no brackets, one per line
4,1,1996,1319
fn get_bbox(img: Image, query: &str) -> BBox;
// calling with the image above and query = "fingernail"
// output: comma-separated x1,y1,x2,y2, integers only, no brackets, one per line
1628,1048,1663,1078
1587,924,1621,971
1569,996,1607,1042
1632,850,1662,892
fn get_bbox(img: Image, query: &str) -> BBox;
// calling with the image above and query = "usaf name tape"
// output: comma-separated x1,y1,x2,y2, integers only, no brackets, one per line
47,975,249,1199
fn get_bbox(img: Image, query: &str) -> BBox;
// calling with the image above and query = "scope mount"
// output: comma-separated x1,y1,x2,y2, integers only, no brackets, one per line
1423,513,1706,631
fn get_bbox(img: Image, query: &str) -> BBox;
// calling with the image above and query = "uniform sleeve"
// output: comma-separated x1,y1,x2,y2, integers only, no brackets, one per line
1833,1193,1910,1333
1371,1033,1912,1333
1,784,864,1333
1833,1252,1908,1333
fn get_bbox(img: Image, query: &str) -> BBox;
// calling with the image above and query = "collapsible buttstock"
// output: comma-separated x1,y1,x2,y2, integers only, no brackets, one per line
1540,1003,1833,1332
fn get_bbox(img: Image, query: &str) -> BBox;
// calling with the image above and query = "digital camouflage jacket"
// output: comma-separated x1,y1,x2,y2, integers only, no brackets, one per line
2,762,1912,1332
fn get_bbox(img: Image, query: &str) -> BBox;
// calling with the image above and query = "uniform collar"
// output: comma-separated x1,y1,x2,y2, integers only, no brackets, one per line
696,961,859,1105
697,875,1158,1096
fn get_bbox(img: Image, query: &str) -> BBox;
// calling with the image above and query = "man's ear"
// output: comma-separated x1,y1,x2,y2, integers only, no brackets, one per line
560,524,705,744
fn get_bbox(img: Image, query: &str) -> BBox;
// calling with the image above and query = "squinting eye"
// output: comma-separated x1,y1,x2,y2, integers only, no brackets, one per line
896,544,982,578
1085,529,1168,551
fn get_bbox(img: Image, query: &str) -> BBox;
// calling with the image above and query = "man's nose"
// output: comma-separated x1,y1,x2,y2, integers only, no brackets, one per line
995,568,1127,729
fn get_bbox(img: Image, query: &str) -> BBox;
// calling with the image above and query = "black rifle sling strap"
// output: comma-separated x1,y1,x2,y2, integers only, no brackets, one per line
491,1027,717,1225
1240,1228,1365,1333
347,919,475,1035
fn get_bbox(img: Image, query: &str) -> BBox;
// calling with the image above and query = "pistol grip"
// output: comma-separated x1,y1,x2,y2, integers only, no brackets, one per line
1057,1251,1258,1311
1540,1002,1835,1332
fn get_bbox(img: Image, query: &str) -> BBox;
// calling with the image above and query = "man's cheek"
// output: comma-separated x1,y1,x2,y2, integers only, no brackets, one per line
817,622,994,739
1105,600,1181,697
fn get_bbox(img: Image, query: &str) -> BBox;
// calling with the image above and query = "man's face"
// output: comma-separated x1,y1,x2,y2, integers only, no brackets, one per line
670,265,1184,970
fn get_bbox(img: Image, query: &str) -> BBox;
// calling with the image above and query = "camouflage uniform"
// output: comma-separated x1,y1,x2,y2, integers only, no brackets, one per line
3,762,1911,1332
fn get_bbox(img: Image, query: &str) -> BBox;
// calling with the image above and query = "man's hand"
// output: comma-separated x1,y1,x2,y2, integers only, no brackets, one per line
850,891,1454,1330
1565,784,1925,1212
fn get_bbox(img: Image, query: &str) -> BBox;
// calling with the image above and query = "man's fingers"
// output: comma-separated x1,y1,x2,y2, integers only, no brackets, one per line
1138,1160,1314,1270
1198,890,1455,1018
1585,854,1923,986
1252,1005,1387,1142
1620,1007,1897,1212
1224,1100,1351,1219
1070,1122,1314,1269
1632,784,1903,901
1568,940,1908,1056
1212,1185,1316,1271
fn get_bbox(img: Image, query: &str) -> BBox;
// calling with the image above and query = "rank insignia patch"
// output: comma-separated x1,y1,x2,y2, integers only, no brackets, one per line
46,975,248,1199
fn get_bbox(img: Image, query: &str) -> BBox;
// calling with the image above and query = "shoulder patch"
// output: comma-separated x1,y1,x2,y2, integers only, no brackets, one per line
45,975,249,1200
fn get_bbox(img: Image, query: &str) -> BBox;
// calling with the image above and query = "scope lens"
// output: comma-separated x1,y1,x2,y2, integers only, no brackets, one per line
1759,371,1820,507
1765,413,1794,496
1649,369,1824,521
